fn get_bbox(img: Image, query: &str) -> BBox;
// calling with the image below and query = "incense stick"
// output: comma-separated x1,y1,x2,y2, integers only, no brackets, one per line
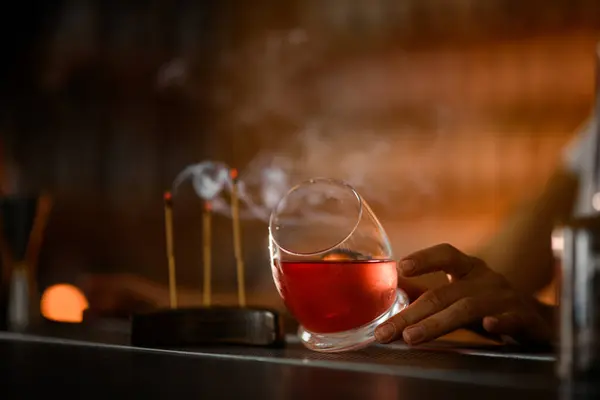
163,192,178,309
230,169,246,307
202,200,212,307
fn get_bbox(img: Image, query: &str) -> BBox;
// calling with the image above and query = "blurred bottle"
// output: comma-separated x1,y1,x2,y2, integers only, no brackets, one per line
558,44,600,398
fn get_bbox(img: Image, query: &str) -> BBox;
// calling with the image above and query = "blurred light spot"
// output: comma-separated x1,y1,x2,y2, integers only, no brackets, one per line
41,284,88,323
593,192,600,211
551,230,564,256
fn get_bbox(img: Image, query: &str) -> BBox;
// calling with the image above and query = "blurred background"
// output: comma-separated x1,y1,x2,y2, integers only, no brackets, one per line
1,0,599,321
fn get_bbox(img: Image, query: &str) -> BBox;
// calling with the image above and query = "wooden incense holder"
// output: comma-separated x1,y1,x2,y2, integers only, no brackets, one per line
130,306,285,348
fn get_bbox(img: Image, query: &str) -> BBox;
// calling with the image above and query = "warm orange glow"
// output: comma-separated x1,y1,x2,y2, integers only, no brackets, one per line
204,200,212,211
322,253,353,261
164,191,172,202
230,168,238,180
41,284,89,323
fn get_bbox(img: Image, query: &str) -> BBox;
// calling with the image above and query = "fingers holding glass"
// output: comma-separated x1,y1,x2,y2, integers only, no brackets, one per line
376,290,511,345
374,281,472,343
399,243,479,279
376,243,545,346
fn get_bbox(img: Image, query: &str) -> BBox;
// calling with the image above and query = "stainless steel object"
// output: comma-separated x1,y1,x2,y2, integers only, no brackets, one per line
558,216,600,382
557,45,600,397
0,195,41,332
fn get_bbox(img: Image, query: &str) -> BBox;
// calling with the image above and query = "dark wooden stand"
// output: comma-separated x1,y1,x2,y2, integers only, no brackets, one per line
130,306,285,348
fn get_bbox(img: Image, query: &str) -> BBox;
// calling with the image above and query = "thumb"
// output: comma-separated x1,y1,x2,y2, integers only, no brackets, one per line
483,311,552,345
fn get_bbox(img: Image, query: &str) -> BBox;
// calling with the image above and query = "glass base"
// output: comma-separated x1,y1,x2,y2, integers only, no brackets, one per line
298,289,410,353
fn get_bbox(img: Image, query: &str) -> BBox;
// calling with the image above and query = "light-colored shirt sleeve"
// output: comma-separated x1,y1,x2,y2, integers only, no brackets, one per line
562,118,597,216
562,119,595,174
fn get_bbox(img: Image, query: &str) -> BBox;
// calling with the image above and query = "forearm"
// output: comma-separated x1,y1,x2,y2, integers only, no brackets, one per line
477,168,578,295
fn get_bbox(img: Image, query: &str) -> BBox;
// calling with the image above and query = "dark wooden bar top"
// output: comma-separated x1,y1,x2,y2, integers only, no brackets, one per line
0,320,574,400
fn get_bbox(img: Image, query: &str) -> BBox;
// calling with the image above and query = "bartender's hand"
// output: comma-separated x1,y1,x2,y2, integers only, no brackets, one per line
375,244,553,346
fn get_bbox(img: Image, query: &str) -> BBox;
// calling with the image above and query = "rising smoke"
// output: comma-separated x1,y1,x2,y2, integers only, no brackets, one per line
171,28,445,222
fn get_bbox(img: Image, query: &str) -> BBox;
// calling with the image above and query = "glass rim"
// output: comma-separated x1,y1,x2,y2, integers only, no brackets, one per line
268,177,364,257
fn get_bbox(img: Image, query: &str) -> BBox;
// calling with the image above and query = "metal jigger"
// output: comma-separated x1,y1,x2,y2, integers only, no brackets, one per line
130,170,284,348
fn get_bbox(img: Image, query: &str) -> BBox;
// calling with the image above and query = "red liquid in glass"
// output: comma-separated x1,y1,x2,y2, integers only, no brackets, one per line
274,259,398,334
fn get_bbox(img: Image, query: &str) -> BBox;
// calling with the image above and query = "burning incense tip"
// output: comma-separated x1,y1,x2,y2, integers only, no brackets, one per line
204,201,212,211
164,191,173,203
230,168,238,180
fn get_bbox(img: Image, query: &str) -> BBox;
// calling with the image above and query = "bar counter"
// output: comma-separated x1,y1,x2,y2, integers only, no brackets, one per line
0,319,575,399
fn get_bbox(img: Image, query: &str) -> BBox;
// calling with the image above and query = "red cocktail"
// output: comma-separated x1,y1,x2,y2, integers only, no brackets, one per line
269,178,409,352
274,259,398,333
